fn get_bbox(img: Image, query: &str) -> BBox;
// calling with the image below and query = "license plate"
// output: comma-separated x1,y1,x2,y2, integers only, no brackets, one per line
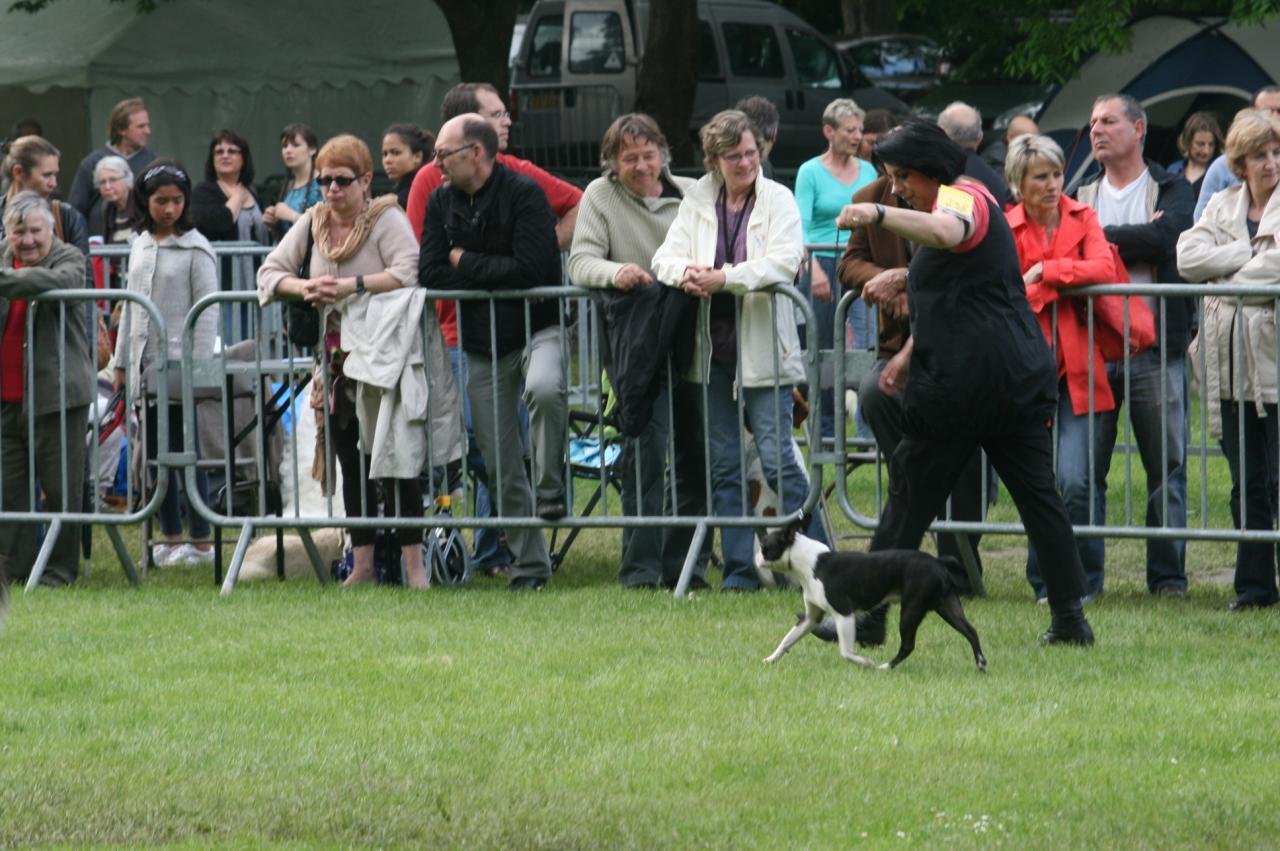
530,92,561,109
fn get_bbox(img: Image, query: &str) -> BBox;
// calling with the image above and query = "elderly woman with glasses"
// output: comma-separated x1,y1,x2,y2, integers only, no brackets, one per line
92,155,137,245
1003,133,1123,603
0,191,96,587
567,113,706,590
259,134,462,589
1178,109,1280,611
652,109,828,591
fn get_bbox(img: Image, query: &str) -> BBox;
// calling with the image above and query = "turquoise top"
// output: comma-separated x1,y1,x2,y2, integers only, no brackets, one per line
795,156,876,257
276,179,322,236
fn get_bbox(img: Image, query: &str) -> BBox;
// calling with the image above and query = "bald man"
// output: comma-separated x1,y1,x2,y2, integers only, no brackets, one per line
937,100,1010,205
982,114,1040,174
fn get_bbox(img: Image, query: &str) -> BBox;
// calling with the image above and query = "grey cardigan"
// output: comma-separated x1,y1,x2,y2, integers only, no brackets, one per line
0,239,95,415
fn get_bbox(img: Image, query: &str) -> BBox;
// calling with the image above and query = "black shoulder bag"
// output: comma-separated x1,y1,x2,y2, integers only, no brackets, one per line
285,222,319,349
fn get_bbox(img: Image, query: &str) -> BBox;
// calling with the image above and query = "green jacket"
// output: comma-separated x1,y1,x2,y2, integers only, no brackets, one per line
0,238,95,415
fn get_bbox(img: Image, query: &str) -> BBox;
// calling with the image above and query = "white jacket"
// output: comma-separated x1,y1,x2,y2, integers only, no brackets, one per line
651,171,805,388
337,286,463,478
1178,182,1280,438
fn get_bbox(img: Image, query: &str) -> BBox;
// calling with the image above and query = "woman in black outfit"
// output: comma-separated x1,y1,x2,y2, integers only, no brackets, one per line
835,120,1095,645
191,129,269,289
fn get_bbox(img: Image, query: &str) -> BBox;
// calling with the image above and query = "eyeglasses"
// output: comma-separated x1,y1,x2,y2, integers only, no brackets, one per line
213,147,242,156
720,149,760,165
317,174,360,188
434,143,476,162
484,109,510,120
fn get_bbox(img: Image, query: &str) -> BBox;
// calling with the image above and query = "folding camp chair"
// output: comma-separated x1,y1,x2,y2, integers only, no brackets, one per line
547,394,624,572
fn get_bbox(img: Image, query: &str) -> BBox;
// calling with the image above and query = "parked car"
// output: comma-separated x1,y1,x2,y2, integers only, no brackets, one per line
835,34,950,99
508,0,910,174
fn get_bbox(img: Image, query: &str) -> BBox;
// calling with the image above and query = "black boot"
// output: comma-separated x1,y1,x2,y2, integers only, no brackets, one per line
1041,598,1095,645
804,603,887,647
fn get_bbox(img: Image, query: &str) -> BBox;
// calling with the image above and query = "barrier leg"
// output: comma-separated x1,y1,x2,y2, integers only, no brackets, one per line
23,519,60,592
219,522,254,597
955,533,985,597
673,522,709,599
297,528,329,584
106,525,139,585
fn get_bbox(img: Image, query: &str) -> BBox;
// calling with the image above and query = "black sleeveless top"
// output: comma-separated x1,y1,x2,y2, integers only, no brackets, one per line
902,191,1057,437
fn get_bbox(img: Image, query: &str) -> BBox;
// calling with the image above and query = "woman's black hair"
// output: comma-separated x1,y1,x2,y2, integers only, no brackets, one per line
133,158,194,234
383,122,435,160
872,118,967,185
203,128,255,187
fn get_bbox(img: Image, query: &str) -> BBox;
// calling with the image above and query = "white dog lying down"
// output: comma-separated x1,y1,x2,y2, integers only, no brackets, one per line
238,528,348,581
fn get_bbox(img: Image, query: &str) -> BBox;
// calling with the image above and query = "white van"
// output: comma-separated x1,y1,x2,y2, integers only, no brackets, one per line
508,0,908,174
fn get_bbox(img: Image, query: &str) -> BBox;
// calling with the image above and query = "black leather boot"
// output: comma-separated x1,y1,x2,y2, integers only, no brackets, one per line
1041,598,1095,645
804,603,887,647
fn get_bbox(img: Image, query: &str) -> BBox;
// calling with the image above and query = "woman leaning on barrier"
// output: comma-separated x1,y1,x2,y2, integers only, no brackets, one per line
835,119,1095,644
110,161,218,568
567,112,705,590
0,191,95,587
651,109,829,592
258,134,463,590
1005,133,1128,604
1177,108,1280,612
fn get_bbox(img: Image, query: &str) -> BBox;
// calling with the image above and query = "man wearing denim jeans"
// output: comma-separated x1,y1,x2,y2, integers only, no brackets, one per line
1065,94,1195,597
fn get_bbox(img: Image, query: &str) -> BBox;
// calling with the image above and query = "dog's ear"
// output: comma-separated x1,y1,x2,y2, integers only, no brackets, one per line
786,514,809,541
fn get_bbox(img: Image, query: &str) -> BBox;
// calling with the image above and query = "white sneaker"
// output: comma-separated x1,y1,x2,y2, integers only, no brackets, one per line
184,545,215,566
152,543,181,567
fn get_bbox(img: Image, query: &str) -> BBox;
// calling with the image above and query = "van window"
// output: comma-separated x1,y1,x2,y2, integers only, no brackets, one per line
569,11,627,74
786,29,842,89
697,20,721,80
527,15,564,78
722,22,784,79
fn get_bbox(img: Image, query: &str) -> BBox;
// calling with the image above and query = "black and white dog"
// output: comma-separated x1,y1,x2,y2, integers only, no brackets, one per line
754,516,986,672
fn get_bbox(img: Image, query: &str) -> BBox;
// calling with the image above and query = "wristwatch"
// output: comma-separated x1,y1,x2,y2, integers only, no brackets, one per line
874,203,886,225
355,275,366,295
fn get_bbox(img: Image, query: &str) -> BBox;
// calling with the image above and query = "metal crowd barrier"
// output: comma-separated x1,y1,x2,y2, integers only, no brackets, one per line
176,283,823,596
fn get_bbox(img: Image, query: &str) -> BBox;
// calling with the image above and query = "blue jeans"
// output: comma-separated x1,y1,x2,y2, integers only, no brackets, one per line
1027,380,1106,599
449,345,511,569
702,360,827,589
1100,351,1189,591
1219,400,1280,605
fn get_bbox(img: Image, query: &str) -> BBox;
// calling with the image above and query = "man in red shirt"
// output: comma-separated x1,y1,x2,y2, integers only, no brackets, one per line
408,82,583,571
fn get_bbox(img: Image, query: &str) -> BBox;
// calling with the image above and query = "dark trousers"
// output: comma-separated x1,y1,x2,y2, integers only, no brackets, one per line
872,419,1087,607
860,359,986,571
331,411,423,547
0,402,90,586
1219,400,1280,605
618,374,708,587
145,402,211,540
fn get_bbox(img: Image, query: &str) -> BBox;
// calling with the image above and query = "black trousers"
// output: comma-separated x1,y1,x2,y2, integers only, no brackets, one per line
331,411,423,548
871,418,1087,607
860,359,988,571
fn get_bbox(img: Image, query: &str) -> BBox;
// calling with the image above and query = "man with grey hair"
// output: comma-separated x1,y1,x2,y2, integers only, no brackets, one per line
419,115,565,591
0,192,95,587
1193,85,1280,221
1071,92,1194,598
735,96,780,179
937,100,1010,204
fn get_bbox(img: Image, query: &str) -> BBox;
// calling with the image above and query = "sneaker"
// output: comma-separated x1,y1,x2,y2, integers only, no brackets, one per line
151,543,181,567
183,545,215,566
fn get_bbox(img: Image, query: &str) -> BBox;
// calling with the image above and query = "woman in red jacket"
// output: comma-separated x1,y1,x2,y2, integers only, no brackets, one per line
1005,134,1118,602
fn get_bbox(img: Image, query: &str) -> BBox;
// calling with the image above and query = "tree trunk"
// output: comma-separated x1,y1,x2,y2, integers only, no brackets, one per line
435,0,521,96
633,0,699,165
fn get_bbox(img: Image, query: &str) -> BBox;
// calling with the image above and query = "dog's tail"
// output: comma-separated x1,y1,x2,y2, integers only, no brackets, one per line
938,556,972,596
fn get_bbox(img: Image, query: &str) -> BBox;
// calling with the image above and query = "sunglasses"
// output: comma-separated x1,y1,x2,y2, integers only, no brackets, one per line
317,174,360,188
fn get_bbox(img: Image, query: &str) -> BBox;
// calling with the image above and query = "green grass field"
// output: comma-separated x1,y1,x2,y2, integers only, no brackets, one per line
3,437,1279,849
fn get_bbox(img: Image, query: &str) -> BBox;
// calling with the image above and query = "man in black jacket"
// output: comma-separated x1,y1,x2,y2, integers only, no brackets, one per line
419,115,565,590
1061,93,1195,599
